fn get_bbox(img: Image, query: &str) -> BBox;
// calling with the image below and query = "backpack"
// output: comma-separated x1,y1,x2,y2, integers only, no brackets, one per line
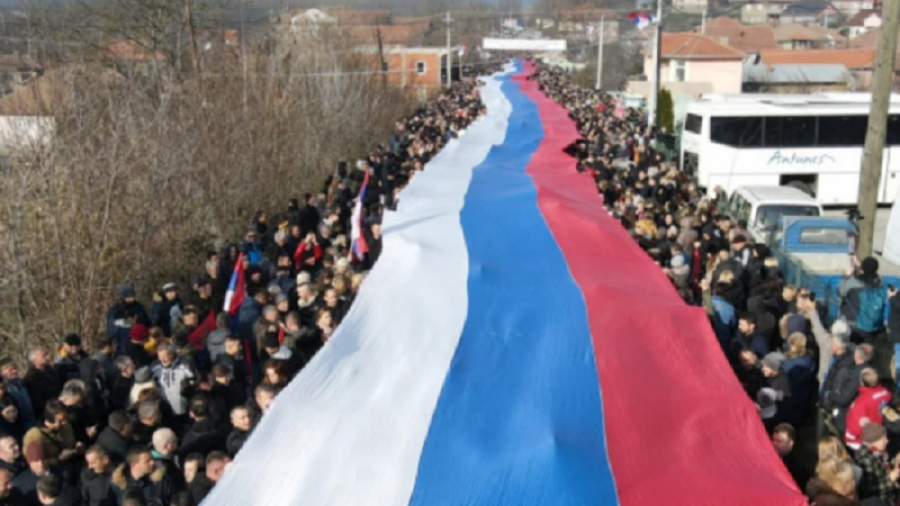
856,285,887,333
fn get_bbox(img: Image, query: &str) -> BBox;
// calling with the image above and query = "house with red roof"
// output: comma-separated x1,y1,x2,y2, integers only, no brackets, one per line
644,32,745,94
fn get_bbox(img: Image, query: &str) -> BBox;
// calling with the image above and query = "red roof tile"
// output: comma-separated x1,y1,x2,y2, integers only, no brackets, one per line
660,32,745,59
701,26,777,53
707,16,742,27
759,48,874,68
773,24,846,44
342,25,430,45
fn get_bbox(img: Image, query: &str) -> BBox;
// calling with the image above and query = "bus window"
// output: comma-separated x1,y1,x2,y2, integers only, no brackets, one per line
764,116,816,147
710,117,763,147
887,115,900,146
684,114,703,135
818,116,868,146
755,205,820,230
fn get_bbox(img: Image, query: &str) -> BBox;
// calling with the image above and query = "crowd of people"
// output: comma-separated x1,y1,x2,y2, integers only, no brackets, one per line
0,66,502,506
531,61,900,506
3,57,899,506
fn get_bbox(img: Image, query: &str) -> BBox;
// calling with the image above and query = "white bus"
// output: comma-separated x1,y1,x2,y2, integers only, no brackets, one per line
680,93,900,205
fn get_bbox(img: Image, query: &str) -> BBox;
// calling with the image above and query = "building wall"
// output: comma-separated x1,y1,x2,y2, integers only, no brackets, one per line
688,59,743,93
643,57,742,94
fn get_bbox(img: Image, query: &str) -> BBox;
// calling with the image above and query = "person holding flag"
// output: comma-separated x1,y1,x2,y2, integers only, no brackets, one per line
223,253,255,381
351,171,370,263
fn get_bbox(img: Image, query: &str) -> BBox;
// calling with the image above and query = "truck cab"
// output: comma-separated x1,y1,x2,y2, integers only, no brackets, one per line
726,186,823,244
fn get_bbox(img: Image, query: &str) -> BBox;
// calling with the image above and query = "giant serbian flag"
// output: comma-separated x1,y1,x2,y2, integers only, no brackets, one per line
203,62,806,506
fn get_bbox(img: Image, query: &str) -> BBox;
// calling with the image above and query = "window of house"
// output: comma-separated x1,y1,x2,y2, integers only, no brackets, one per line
382,61,389,72
674,59,686,82
416,61,426,74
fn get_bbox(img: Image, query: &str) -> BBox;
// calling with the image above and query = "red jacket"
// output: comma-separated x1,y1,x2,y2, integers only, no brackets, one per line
846,385,891,448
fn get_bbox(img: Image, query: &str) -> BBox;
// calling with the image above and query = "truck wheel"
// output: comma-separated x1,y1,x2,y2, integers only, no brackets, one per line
786,181,814,197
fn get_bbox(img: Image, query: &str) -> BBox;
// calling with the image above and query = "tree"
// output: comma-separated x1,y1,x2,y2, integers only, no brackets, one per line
657,87,674,132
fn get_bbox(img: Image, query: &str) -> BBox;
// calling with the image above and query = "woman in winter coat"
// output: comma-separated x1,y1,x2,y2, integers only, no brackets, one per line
782,333,816,426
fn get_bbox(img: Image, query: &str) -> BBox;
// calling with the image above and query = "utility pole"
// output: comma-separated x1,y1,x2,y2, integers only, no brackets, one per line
857,0,900,258
701,6,707,34
446,11,452,87
648,0,664,129
595,14,605,90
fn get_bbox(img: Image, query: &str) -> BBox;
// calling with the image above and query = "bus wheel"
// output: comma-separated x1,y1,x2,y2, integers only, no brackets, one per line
786,181,814,197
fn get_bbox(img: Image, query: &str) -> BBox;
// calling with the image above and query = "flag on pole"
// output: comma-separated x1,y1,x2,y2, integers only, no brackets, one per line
223,253,253,373
628,11,654,29
351,171,371,260
223,253,246,320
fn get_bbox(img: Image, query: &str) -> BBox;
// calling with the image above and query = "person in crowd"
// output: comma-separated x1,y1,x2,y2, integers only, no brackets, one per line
150,429,183,493
96,412,131,465
110,447,172,506
150,346,194,419
772,424,810,490
130,403,162,449
781,333,815,426
188,452,229,506
0,360,34,430
22,351,57,425
123,327,153,372
733,313,769,363
0,437,25,479
807,458,860,506
0,467,27,506
760,353,792,429
150,284,182,338
822,336,868,438
178,397,225,463
845,368,891,451
106,285,150,355
226,407,251,458
855,423,899,504
80,445,115,506
22,402,77,468
91,339,117,387
13,441,64,506
54,335,87,386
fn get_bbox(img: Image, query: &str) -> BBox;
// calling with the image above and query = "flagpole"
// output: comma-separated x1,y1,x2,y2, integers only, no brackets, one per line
648,1,663,129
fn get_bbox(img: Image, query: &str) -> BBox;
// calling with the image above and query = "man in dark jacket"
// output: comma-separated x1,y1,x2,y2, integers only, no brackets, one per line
731,313,769,363
178,397,225,462
80,446,115,506
822,337,871,437
111,447,172,506
0,437,25,479
149,284,181,337
23,349,58,423
150,429,183,494
96,412,131,465
13,441,64,506
106,285,150,357
188,452,230,506
35,474,73,506
0,468,27,506
53,335,88,387
226,407,252,458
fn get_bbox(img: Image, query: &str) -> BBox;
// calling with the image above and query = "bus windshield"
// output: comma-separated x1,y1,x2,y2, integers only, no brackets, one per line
756,205,820,230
